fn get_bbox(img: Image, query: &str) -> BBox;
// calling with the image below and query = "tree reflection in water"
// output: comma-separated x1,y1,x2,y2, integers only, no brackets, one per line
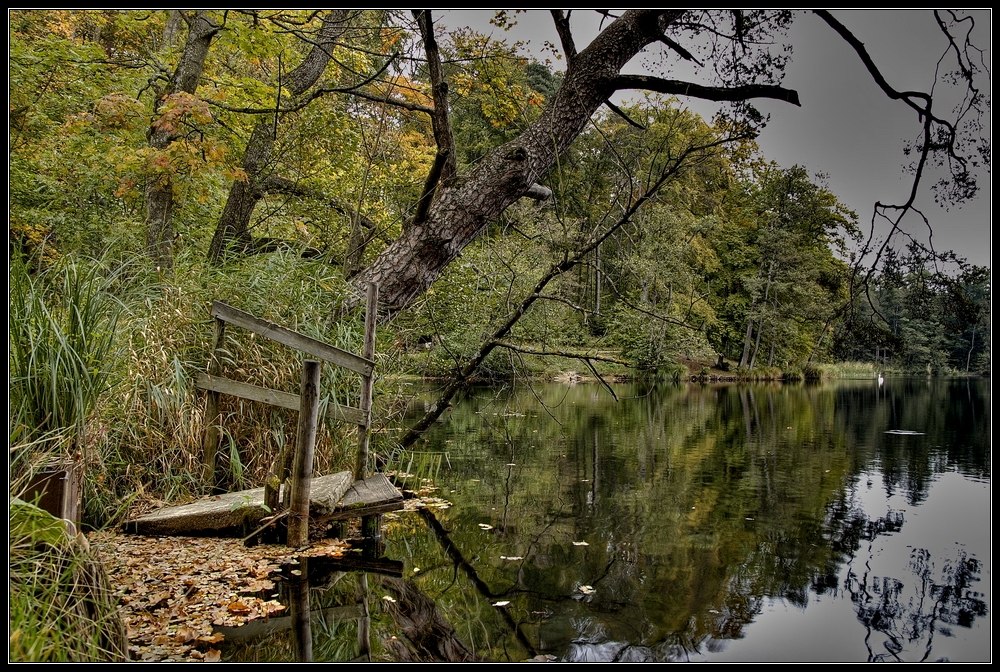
220,380,989,662
833,505,988,662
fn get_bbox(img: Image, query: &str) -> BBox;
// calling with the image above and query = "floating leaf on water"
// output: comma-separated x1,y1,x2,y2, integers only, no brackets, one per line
578,585,595,595
492,600,511,607
572,541,589,547
745,517,754,521
885,429,925,435
478,523,494,530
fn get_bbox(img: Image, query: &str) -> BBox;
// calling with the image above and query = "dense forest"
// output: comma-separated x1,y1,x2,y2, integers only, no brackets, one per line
7,10,990,661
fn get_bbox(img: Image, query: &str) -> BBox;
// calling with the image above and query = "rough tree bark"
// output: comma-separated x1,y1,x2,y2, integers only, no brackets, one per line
208,10,350,264
348,10,800,317
145,10,221,270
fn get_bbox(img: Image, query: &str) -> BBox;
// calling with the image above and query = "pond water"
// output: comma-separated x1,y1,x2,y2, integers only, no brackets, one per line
224,378,990,663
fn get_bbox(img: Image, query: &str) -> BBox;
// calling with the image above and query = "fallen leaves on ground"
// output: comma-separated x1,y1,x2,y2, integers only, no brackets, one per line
89,531,348,662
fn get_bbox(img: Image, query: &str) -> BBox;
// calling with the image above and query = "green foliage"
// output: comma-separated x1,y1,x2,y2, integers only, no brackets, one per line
707,163,858,369
833,244,990,374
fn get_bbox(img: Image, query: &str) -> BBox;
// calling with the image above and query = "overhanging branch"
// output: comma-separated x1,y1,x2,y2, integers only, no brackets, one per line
612,74,801,106
490,341,631,367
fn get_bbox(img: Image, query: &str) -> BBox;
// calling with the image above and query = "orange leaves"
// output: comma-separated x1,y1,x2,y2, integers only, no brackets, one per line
380,27,404,51
370,74,433,111
89,530,349,662
225,600,251,616
152,92,213,135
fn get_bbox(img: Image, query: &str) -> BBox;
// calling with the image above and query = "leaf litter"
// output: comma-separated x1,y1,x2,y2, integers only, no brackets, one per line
89,531,348,662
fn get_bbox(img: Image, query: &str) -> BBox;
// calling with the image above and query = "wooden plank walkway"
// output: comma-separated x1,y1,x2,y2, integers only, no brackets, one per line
122,472,402,537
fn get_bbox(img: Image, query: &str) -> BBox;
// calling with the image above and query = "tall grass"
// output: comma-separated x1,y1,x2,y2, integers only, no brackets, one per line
9,254,126,456
87,250,383,515
10,249,409,525
815,361,880,379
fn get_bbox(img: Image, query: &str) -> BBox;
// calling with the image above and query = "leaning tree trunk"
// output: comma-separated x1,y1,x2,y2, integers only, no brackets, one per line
350,10,685,316
145,10,220,270
207,10,349,264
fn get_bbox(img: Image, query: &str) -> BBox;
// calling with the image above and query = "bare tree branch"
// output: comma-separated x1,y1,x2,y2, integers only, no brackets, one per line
550,10,577,61
410,9,458,229
657,34,701,65
612,74,801,106
603,100,647,129
347,88,434,114
523,183,553,201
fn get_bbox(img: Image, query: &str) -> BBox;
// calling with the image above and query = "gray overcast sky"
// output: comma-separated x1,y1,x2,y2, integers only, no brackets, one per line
439,9,991,269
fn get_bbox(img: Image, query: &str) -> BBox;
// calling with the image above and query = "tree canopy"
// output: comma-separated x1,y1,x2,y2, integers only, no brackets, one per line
9,9,990,378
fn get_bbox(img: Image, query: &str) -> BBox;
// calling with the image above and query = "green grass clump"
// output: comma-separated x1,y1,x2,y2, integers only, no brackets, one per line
8,500,129,662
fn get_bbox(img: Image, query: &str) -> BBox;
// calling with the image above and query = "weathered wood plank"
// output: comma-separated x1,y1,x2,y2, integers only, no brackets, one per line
318,474,403,522
123,473,400,536
196,372,298,410
123,472,354,536
215,604,365,642
211,301,373,376
319,555,404,577
341,474,403,510
309,471,355,516
320,500,405,522
194,373,366,425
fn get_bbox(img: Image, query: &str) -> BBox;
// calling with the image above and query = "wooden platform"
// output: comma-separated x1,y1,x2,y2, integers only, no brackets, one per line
123,472,402,537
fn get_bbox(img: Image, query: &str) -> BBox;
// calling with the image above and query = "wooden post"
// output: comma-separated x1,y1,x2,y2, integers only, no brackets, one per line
290,557,312,662
354,282,377,480
264,441,290,513
202,317,226,488
357,573,371,661
288,360,321,547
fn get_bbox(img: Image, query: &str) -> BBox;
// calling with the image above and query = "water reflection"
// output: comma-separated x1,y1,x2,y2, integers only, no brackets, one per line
223,378,990,662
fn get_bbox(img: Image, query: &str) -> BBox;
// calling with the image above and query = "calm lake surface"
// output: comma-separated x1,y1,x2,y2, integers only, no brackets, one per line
226,378,991,662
